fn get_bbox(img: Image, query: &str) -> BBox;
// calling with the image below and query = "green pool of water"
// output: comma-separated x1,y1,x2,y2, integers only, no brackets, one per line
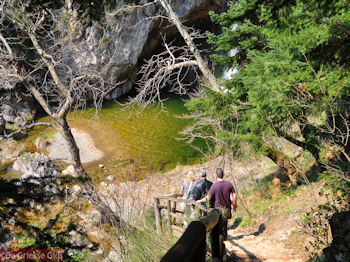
29,99,204,179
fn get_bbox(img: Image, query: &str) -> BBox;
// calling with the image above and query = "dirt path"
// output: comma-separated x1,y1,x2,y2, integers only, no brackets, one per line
223,183,324,262
95,153,323,261
225,227,303,261
133,155,322,262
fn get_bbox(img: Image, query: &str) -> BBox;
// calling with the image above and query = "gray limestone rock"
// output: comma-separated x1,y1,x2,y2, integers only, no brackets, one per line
12,152,59,179
0,91,37,125
66,0,228,99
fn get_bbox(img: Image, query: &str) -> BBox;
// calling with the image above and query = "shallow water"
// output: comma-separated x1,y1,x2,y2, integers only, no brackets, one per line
20,99,204,180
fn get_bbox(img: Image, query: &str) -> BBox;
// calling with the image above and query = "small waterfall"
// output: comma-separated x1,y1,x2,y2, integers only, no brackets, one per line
221,24,240,82
222,67,239,80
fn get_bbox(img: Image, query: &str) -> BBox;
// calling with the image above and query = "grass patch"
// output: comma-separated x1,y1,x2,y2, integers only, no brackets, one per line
37,131,56,140
119,207,177,262
239,217,257,228
236,178,301,229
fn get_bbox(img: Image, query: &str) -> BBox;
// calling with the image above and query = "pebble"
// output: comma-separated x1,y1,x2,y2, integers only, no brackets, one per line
106,175,114,181
71,185,81,194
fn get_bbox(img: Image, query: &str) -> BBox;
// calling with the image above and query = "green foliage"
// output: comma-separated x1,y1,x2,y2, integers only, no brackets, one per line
239,217,256,228
16,231,36,248
37,131,56,140
236,177,301,230
185,88,261,156
302,171,350,259
70,252,89,262
12,223,90,262
122,208,176,262
187,0,350,169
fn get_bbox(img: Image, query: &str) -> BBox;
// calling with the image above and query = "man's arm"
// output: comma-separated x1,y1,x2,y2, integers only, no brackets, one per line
230,192,238,211
196,193,210,203
180,184,184,196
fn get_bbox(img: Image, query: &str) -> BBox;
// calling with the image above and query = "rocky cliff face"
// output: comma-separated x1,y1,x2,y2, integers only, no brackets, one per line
68,0,228,99
0,0,228,125
0,91,38,126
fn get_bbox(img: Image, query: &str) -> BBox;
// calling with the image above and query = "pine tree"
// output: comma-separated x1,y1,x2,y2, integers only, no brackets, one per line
187,0,350,181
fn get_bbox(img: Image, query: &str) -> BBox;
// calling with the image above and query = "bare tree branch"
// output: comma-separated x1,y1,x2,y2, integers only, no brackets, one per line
4,122,57,139
159,0,223,94
0,32,13,58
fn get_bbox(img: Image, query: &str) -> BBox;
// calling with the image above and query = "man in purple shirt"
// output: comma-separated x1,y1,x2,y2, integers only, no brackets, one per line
197,168,237,239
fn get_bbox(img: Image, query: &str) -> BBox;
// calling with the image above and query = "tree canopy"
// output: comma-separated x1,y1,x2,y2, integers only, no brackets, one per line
185,0,350,177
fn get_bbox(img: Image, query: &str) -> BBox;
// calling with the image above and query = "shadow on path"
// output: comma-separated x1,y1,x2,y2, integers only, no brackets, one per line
229,223,266,240
228,241,262,262
226,223,266,261
227,241,262,262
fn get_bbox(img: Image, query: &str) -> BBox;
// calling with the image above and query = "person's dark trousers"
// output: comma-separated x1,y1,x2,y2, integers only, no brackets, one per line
218,207,231,240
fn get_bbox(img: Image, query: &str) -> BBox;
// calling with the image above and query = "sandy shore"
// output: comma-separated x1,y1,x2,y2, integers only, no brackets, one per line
47,128,104,163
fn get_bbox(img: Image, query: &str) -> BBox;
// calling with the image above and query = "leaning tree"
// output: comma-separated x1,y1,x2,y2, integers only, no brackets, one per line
0,0,127,227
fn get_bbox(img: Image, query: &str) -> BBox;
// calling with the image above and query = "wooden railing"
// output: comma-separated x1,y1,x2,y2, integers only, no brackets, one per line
154,194,225,261
153,193,207,234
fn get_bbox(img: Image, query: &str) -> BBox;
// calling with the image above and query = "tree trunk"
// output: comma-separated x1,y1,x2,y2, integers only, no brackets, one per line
276,128,320,161
57,117,122,227
267,147,301,185
159,0,223,94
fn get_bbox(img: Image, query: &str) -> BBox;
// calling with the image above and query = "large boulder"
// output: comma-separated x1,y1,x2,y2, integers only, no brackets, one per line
12,152,59,180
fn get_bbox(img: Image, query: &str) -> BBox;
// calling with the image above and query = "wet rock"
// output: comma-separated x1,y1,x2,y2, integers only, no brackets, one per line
34,137,52,151
62,165,78,177
0,226,12,248
47,128,104,163
0,140,26,165
12,152,59,179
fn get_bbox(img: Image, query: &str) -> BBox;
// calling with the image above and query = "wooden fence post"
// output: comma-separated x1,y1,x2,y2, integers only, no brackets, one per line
166,200,172,231
154,197,162,235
